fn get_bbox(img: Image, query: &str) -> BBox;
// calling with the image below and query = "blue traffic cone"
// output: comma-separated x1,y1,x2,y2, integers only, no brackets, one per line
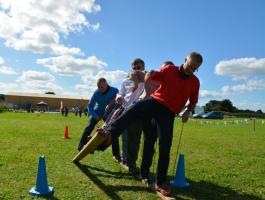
29,155,54,196
170,154,190,188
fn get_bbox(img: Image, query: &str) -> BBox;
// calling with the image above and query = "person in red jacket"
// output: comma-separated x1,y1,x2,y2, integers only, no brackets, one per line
98,52,203,197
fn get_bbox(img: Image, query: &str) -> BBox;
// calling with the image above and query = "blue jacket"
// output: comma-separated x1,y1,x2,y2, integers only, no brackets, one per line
88,86,119,119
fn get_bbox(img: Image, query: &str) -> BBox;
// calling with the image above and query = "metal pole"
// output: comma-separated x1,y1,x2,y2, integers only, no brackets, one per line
254,119,256,132
172,123,184,176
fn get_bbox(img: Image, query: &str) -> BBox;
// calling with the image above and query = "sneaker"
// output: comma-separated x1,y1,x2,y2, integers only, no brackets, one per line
77,135,92,151
120,162,129,171
86,135,92,142
141,177,155,189
155,183,171,197
113,155,121,163
77,146,83,151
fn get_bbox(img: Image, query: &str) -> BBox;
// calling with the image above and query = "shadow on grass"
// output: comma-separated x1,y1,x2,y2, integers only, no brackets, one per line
41,195,59,200
169,178,263,200
74,162,153,200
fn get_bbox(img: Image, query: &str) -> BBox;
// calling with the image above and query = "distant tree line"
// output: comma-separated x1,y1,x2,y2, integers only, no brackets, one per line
204,99,265,118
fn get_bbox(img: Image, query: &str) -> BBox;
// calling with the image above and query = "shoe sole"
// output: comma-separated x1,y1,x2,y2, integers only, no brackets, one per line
156,191,176,200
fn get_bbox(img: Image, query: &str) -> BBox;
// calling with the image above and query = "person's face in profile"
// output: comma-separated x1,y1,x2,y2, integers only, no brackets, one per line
97,81,108,93
183,56,201,76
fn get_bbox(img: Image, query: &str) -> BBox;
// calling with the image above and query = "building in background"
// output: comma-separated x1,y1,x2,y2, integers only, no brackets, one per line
4,92,89,112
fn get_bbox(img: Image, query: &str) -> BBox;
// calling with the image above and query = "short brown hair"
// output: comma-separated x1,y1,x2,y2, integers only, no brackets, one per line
188,52,203,64
131,58,145,68
97,77,107,84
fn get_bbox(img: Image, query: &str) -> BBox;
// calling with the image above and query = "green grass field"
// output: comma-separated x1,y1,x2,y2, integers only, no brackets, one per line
0,112,264,200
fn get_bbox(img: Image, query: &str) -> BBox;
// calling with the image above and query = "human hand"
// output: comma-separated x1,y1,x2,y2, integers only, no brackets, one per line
144,70,156,82
181,110,190,123
116,96,124,104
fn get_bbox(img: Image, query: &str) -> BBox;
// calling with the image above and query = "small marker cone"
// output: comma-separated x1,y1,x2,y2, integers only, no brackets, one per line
171,154,190,188
64,125,69,139
29,155,54,196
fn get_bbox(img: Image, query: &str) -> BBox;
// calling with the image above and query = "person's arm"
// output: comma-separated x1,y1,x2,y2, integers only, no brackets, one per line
116,81,126,104
88,92,99,120
182,82,200,123
105,98,116,112
144,70,157,82
145,65,170,83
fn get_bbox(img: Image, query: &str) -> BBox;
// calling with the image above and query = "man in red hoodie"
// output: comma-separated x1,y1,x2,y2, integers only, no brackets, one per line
98,52,203,197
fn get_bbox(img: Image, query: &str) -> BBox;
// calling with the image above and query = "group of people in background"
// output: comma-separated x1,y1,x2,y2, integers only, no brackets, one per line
60,106,87,117
77,52,203,197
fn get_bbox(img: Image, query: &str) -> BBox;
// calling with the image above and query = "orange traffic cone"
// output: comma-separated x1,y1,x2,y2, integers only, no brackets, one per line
64,126,69,139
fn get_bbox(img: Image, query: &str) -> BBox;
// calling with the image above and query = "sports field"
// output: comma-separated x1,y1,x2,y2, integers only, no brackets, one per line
0,112,264,200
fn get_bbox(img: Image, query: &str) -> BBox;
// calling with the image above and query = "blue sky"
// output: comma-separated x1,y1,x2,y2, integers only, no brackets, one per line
0,0,264,111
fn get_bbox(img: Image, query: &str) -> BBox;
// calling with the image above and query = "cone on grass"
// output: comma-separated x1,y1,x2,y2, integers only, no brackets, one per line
29,155,54,196
64,125,69,139
170,154,190,188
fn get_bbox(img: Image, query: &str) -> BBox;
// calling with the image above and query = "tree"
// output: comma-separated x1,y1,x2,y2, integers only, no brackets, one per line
205,99,237,112
45,92,55,95
221,99,237,112
256,109,263,114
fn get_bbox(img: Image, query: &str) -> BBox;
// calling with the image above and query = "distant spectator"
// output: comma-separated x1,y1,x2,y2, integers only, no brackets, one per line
61,107,64,116
64,106,68,117
79,107,82,117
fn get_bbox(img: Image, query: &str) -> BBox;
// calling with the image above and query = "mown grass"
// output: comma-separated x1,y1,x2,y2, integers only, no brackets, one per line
0,112,264,200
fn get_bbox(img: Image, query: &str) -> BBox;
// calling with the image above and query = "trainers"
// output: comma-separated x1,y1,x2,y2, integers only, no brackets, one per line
120,162,129,171
77,135,92,151
141,177,155,189
77,146,83,151
86,135,92,142
113,155,121,163
155,183,171,197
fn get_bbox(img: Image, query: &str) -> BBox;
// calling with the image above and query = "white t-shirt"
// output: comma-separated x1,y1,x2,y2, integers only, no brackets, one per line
117,79,145,108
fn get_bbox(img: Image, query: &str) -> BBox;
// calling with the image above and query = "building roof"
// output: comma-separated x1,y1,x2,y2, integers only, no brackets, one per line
5,92,89,100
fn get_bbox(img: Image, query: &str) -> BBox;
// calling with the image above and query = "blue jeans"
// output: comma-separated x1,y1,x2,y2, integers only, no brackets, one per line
107,97,175,184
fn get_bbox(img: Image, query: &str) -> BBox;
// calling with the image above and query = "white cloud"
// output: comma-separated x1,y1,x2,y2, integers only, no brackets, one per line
221,79,265,94
0,0,101,55
199,89,222,98
37,55,107,75
77,70,127,97
81,70,127,87
0,56,4,64
95,70,127,86
200,79,265,101
74,84,93,97
0,81,18,93
16,70,62,92
19,70,55,82
215,57,265,80
0,66,17,75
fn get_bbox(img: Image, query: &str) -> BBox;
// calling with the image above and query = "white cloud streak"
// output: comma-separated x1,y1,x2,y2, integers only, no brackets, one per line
37,55,107,75
0,66,17,75
0,56,4,64
77,70,127,97
215,57,265,80
16,70,62,92
221,79,265,93
0,0,101,55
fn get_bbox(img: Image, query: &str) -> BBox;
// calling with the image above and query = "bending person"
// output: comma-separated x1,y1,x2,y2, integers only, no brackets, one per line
77,78,118,151
98,52,203,197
